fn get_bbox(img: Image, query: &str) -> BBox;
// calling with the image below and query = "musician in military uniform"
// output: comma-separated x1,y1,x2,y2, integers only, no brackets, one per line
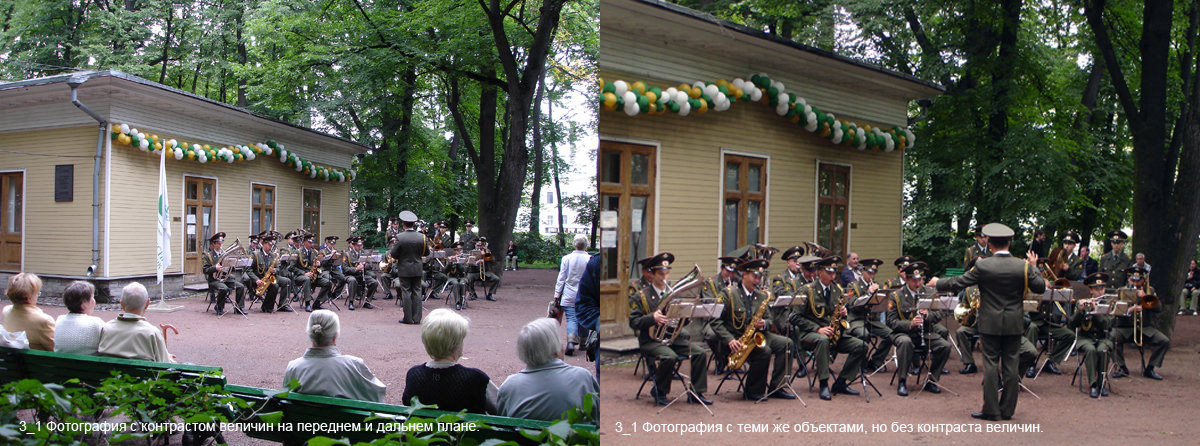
242,234,263,304
445,242,470,310
1051,232,1086,280
1099,230,1132,288
964,225,991,268
468,237,501,301
381,236,398,300
1109,265,1170,380
202,232,246,316
390,210,429,324
1024,234,1079,378
930,223,1044,421
252,234,293,313
1071,272,1115,398
344,236,377,310
628,252,711,406
460,219,479,248
708,258,790,401
276,231,301,303
846,258,894,373
884,255,916,288
424,246,449,302
886,262,949,396
295,234,333,312
320,236,350,302
790,256,866,401
702,255,741,375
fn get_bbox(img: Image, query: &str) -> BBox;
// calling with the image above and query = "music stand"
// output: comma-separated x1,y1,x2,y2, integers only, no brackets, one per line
214,257,251,319
844,292,884,402
1032,288,1074,380
656,303,716,416
761,296,807,407
912,298,958,397
867,290,897,376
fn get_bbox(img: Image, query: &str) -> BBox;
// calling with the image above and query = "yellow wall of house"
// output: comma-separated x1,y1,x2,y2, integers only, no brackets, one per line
0,127,99,275
106,136,351,277
598,72,904,276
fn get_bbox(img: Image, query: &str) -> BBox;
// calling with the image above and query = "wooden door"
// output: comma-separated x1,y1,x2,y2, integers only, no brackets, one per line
183,177,216,281
0,173,22,271
597,141,656,339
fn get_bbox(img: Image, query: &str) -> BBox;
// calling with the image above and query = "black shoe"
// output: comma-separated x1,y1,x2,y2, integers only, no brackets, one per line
942,368,950,375
279,306,294,313
743,392,766,401
819,381,832,401
215,310,225,316
713,364,726,375
455,304,462,310
923,381,942,394
348,302,355,310
313,302,324,310
305,303,313,312
486,295,497,301
769,389,797,399
363,302,374,309
688,394,713,405
897,380,908,397
1143,367,1163,380
235,308,246,315
1042,362,1062,375
650,386,670,406
960,364,978,374
1112,366,1129,378
469,294,479,300
796,367,808,378
565,342,576,356
834,379,859,396
971,412,999,421
382,294,393,300
1101,385,1109,396
1089,385,1099,398
910,366,921,376
1025,366,1037,379
261,308,274,313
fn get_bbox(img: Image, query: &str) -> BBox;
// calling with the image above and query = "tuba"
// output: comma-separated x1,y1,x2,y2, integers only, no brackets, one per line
213,238,246,281
804,241,834,258
648,265,704,345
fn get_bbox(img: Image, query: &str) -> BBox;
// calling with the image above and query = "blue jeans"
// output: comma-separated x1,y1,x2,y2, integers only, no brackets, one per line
565,305,580,341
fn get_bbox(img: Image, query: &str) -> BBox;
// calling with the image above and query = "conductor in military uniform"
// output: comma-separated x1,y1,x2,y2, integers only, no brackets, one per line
790,256,866,401
1071,272,1115,397
930,223,1044,421
389,210,429,324
628,252,711,406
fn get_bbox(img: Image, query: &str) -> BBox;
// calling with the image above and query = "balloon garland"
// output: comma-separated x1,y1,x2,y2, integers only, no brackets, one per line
109,123,356,182
598,73,915,152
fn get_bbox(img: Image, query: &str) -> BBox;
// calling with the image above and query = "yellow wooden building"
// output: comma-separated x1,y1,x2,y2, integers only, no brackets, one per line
597,0,943,339
0,71,367,300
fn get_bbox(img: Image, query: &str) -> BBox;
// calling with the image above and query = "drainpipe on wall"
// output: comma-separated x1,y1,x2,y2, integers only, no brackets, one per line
67,75,105,278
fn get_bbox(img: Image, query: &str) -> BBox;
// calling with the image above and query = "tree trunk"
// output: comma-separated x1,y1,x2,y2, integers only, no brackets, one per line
529,75,545,235
160,7,172,84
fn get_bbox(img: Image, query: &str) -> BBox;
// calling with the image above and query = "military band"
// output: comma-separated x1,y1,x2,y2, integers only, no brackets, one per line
202,232,247,316
790,256,866,401
628,252,711,406
1071,272,1115,397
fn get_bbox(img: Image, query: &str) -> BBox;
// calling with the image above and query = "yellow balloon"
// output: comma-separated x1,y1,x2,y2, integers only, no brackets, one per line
678,83,691,92
698,100,708,113
645,91,657,104
631,81,646,94
187,151,195,160
689,87,701,99
603,92,617,107
790,115,801,124
118,134,131,145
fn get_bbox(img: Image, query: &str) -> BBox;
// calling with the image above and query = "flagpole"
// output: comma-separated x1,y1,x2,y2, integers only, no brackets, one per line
150,145,181,313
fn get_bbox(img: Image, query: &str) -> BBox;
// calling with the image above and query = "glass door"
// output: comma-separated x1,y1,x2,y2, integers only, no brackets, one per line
597,141,655,339
184,176,216,281
0,172,22,271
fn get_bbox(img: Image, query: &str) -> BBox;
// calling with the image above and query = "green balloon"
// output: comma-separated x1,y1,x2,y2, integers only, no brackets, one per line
689,98,701,109
668,101,680,112
602,82,615,94
717,85,729,96
650,86,662,97
767,87,779,99
616,97,625,108
637,95,649,111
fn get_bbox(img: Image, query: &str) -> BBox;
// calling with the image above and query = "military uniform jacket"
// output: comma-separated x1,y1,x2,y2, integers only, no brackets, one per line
275,245,296,278
460,232,480,250
1114,284,1157,328
291,247,318,277
1099,251,1131,286
846,278,881,322
701,275,736,303
789,281,843,334
628,278,690,346
1068,310,1112,340
965,243,992,266
388,230,429,278
710,284,776,344
202,248,222,282
319,246,344,275
886,286,942,336
1062,253,1085,281
936,253,1046,336
346,248,371,278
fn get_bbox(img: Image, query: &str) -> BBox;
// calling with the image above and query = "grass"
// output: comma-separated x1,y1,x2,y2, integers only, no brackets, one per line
518,260,560,269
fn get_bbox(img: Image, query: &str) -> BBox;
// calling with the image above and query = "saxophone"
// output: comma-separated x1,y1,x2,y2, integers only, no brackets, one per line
728,290,772,370
828,287,851,344
255,252,281,296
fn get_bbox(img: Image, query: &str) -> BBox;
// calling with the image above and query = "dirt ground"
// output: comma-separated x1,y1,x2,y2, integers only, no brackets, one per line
28,268,593,444
599,315,1200,445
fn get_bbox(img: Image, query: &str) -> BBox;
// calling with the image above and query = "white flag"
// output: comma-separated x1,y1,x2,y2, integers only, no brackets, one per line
156,147,172,284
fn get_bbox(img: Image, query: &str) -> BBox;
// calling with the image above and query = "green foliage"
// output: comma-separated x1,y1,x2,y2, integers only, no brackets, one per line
513,232,573,265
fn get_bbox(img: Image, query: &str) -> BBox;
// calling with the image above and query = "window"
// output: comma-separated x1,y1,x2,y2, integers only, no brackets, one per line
0,172,22,271
722,154,767,254
817,163,850,256
598,141,655,282
251,184,275,235
184,176,216,277
303,188,321,239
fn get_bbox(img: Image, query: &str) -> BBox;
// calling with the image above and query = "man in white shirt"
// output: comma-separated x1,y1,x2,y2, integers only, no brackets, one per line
98,282,176,363
554,235,592,355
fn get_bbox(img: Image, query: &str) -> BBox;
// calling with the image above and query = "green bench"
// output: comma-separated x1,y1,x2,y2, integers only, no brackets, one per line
944,267,965,278
225,384,598,445
0,347,225,388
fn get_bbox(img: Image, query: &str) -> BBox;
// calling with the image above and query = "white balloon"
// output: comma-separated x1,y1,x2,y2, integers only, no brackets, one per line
777,93,788,105
622,91,636,104
832,128,844,144
119,124,130,134
679,101,691,116
827,113,836,122
173,148,183,160
776,103,788,116
665,87,678,102
803,104,812,115
130,128,139,138
674,90,688,104
247,152,255,161
804,115,818,132
905,129,916,147
277,144,284,151
797,98,807,106
750,88,763,102
139,139,149,150
885,135,895,151
614,80,628,97
703,84,718,98
624,100,639,116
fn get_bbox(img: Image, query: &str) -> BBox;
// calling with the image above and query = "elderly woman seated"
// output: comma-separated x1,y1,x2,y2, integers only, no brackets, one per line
283,310,386,402
402,308,498,413
55,281,106,355
3,272,56,351
498,317,598,421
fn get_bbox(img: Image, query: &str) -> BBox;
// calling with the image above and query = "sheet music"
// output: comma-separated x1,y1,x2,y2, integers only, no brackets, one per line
693,303,724,319
1042,288,1073,302
772,295,795,307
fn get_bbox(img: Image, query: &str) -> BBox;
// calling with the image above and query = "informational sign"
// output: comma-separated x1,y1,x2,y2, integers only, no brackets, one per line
187,214,196,224
631,209,643,233
600,210,618,229
186,225,196,235
601,229,617,248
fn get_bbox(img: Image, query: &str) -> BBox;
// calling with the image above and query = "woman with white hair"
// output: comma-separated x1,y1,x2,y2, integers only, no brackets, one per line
402,308,498,413
553,234,591,355
498,317,598,421
282,310,386,402
3,272,55,351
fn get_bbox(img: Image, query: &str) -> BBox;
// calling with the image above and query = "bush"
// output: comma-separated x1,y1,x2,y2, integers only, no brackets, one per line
512,232,572,265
